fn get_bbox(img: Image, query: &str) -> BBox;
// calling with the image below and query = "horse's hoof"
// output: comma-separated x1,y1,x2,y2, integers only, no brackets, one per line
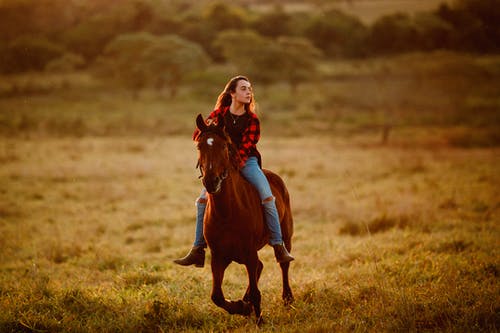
283,292,294,307
232,300,253,316
241,301,253,316
256,315,264,326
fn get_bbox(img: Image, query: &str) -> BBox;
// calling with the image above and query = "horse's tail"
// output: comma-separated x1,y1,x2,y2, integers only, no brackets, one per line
280,181,294,250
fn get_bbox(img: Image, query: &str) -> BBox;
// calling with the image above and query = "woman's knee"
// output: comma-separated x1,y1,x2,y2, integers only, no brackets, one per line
196,189,208,205
262,196,274,204
196,197,207,204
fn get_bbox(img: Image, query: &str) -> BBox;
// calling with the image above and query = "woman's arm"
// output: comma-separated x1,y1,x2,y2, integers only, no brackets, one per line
237,113,260,167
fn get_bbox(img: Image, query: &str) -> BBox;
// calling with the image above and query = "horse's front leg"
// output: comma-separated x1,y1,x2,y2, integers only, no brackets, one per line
244,254,262,322
243,259,263,303
211,254,252,316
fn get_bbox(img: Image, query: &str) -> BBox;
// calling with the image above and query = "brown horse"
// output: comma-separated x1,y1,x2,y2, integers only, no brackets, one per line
194,114,294,323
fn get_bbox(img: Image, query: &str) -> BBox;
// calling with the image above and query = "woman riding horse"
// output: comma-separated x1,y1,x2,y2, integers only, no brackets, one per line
174,75,294,267
180,112,295,321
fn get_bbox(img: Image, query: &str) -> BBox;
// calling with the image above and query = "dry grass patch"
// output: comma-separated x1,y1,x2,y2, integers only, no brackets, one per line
120,271,166,288
338,213,413,236
0,136,498,332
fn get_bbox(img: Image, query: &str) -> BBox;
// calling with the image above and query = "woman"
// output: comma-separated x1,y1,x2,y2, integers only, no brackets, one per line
174,75,294,267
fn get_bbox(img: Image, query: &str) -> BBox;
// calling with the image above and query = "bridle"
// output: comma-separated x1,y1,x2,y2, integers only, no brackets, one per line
196,131,231,181
196,159,229,181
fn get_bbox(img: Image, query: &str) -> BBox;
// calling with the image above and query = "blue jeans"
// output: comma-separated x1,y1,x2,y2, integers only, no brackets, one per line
193,156,284,247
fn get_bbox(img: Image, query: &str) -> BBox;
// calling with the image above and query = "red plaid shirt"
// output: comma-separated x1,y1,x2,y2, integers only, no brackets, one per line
193,106,260,167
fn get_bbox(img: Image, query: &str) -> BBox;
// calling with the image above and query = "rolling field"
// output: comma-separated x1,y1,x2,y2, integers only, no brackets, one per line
0,133,498,332
0,52,499,331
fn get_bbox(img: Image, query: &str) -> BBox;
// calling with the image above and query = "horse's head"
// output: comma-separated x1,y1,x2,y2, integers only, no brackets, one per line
195,114,236,194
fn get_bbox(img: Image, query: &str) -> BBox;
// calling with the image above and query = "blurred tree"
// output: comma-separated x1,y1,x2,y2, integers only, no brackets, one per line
148,15,183,36
251,5,292,38
178,14,219,61
413,12,454,51
0,36,66,73
189,1,251,61
96,32,155,96
275,37,322,92
287,10,316,37
61,13,128,62
1,0,498,76
437,0,500,52
45,53,86,73
203,2,248,32
0,0,76,43
213,29,276,84
128,0,154,31
0,1,34,42
305,9,368,58
214,30,321,90
97,32,209,98
140,35,210,98
459,0,500,52
60,0,158,62
369,13,418,55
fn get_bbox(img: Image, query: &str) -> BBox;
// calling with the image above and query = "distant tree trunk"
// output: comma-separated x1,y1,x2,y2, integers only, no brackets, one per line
169,85,178,99
131,84,141,100
130,79,147,100
168,80,179,99
168,73,181,99
381,123,392,145
289,80,298,95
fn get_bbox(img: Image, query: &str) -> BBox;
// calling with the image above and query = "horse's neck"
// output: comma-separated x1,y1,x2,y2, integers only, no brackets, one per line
208,170,243,213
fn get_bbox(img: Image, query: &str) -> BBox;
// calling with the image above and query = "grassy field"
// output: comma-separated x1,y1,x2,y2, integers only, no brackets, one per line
0,53,499,331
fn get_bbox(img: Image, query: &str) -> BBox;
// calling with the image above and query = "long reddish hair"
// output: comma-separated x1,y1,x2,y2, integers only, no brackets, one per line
214,75,255,113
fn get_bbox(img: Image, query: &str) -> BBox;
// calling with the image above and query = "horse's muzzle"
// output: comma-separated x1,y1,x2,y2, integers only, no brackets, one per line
202,170,227,194
203,175,223,194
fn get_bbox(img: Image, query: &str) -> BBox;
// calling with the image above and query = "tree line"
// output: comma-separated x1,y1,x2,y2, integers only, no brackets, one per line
0,0,498,92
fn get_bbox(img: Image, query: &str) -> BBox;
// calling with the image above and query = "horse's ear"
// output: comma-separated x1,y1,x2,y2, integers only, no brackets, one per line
196,114,207,132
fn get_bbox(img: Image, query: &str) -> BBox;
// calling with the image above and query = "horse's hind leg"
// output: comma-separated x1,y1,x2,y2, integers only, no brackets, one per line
280,243,294,305
280,261,294,305
211,255,252,316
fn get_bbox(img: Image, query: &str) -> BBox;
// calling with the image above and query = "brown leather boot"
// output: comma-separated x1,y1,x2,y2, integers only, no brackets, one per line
173,246,205,267
273,244,294,263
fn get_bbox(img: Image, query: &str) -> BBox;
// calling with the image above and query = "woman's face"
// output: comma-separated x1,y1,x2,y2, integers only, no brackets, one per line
231,79,252,105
